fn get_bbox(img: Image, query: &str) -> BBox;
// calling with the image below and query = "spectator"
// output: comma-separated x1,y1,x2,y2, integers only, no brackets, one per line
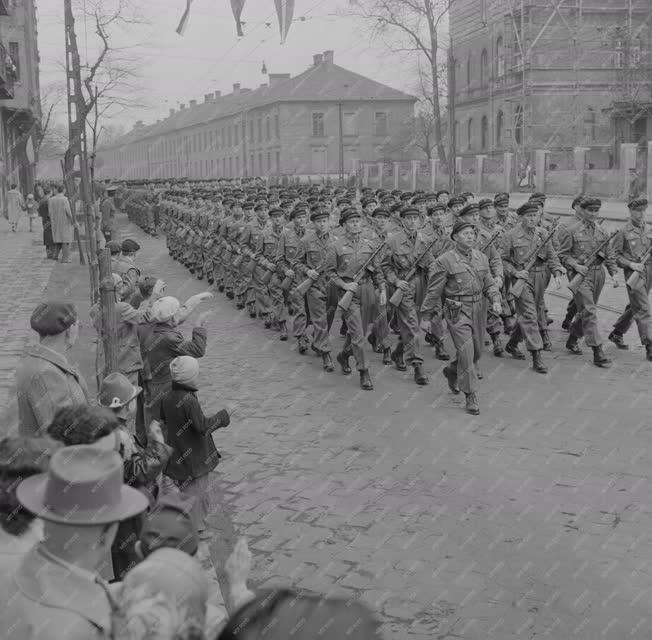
145,294,212,421
160,355,230,538
0,445,148,640
0,437,51,575
14,302,89,437
100,187,117,242
217,588,383,640
25,194,36,232
49,184,78,263
130,275,161,310
114,239,142,299
107,240,123,258
6,183,25,233
37,187,54,258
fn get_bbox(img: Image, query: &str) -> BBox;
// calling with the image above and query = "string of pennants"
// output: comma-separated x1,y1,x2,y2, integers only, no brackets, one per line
176,0,295,43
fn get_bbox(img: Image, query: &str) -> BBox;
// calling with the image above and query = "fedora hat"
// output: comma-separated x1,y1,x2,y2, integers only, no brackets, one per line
98,372,142,409
16,445,148,525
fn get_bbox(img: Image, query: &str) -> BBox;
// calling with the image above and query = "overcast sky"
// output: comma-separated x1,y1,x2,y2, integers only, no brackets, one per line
36,0,426,130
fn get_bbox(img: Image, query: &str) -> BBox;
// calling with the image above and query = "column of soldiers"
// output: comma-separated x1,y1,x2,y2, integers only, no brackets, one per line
122,179,650,417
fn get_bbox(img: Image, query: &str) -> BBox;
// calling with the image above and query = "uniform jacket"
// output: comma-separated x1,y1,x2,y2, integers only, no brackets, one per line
99,197,115,232
476,226,504,279
326,233,385,290
255,226,283,273
421,248,500,318
1,544,113,640
501,224,561,277
293,230,335,290
275,226,306,274
7,188,25,223
613,220,652,270
48,193,75,243
496,210,519,230
14,344,89,438
557,216,617,276
383,229,434,284
160,381,230,482
424,225,453,259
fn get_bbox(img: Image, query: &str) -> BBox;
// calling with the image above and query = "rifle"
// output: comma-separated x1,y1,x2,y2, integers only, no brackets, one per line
293,264,325,297
389,235,441,307
280,272,294,291
567,230,619,295
625,244,652,288
480,228,502,252
338,240,387,311
511,222,560,299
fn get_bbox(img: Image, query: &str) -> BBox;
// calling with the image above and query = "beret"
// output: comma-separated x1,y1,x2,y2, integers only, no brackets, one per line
121,238,140,253
628,197,648,210
340,207,362,223
30,302,78,336
478,198,494,210
427,203,446,215
310,208,330,221
451,220,475,239
517,203,540,216
400,207,421,217
458,203,480,217
371,207,390,218
447,196,465,208
580,196,602,209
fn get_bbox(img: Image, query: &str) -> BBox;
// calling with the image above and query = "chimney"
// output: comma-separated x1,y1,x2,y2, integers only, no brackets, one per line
204,93,213,103
180,103,186,110
169,108,175,116
214,91,221,99
269,73,291,88
189,99,197,107
323,50,334,63
313,53,323,66
233,83,241,94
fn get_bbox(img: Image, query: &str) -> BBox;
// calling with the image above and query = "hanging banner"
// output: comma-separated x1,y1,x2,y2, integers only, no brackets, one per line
231,0,246,37
176,0,194,35
274,0,295,44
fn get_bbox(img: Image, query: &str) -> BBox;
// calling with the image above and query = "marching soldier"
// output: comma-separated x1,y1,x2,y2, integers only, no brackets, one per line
420,219,502,415
494,192,518,230
240,202,270,318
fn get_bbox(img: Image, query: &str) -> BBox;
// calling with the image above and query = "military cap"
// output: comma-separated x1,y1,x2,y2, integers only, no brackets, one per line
528,195,545,206
400,207,421,218
310,208,330,221
628,197,648,210
517,202,540,216
336,197,352,207
494,192,510,206
435,190,450,199
280,200,293,208
461,192,474,201
391,189,402,197
306,196,319,204
289,208,308,220
580,196,601,210
254,202,268,211
340,207,362,223
400,192,414,201
361,187,374,194
371,207,390,218
451,220,475,239
478,198,494,210
222,197,235,206
411,195,428,205
571,194,585,209
361,197,377,208
380,195,395,205
242,202,254,210
447,196,465,208
390,202,404,214
268,207,284,216
531,192,546,201
30,302,77,336
427,203,446,215
458,203,480,217
121,239,140,253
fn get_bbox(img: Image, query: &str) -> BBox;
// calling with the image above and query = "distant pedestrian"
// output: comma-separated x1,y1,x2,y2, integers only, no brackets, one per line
49,185,78,263
37,188,54,258
100,187,117,241
6,183,25,233
25,194,36,232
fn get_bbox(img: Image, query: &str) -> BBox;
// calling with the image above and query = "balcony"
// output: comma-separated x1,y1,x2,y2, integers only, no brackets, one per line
0,43,15,99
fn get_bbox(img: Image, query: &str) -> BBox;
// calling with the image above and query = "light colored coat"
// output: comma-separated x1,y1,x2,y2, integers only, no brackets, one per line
7,188,25,223
0,544,113,640
14,343,89,437
48,192,75,243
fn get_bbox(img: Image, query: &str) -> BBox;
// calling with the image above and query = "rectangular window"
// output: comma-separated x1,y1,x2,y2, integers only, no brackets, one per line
234,124,239,146
9,42,19,79
203,132,208,150
258,153,263,174
249,121,254,142
312,112,325,137
374,112,388,136
227,127,232,147
267,151,271,171
343,112,357,136
266,118,271,141
275,114,280,138
257,119,262,142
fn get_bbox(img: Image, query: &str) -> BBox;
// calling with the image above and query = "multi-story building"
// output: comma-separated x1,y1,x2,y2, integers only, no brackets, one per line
96,50,416,181
450,0,651,172
0,0,40,205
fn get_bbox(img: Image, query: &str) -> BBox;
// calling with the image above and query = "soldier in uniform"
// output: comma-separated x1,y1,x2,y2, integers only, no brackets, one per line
420,220,502,415
557,196,618,368
561,195,586,331
501,202,563,373
223,201,247,302
382,206,430,385
327,207,385,390
240,201,269,319
494,192,518,230
610,198,652,359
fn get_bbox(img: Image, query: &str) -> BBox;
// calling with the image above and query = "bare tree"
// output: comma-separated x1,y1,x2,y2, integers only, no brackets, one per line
35,82,66,154
346,0,453,164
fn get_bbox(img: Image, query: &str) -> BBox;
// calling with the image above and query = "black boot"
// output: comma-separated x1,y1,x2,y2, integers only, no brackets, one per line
322,353,335,372
226,290,234,300
424,332,437,346
505,334,526,360
646,343,652,362
490,333,504,357
608,331,628,350
382,347,392,365
248,305,257,319
414,364,429,385
367,333,377,351
465,392,480,415
359,369,373,390
297,337,308,354
531,350,548,374
279,321,288,341
391,344,407,371
218,284,225,292
566,335,582,355
540,330,552,352
442,365,460,394
592,345,611,368
336,350,352,374
264,315,272,329
434,340,450,361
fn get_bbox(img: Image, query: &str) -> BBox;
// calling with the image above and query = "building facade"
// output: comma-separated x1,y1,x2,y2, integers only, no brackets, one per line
0,0,40,207
96,51,416,181
450,0,651,175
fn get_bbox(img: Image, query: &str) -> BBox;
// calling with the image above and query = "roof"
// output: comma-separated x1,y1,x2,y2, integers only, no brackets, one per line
104,59,417,149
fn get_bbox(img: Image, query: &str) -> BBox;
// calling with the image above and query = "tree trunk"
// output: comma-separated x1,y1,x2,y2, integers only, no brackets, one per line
426,6,447,165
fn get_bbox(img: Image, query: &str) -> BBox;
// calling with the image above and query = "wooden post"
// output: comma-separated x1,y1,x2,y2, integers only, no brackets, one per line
98,248,118,381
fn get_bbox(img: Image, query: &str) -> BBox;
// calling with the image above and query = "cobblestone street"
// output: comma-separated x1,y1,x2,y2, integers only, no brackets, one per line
7,214,652,639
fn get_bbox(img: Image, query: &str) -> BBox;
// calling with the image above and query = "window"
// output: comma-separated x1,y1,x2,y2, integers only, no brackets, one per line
266,117,271,141
267,151,271,171
276,150,281,173
632,36,643,67
481,115,488,149
515,105,524,144
203,132,208,150
496,110,504,147
258,153,263,174
583,108,596,143
496,37,505,77
9,42,19,79
250,153,254,176
467,118,474,150
236,156,240,175
227,126,232,147
312,112,325,137
222,158,226,176
249,120,254,142
343,112,357,136
257,119,262,142
234,125,239,146
614,38,625,68
374,112,388,136
466,55,472,87
480,49,488,88
275,113,280,138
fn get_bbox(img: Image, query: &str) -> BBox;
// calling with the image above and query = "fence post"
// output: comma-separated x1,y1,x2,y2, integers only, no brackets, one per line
411,160,418,191
573,147,589,196
376,162,384,188
619,142,638,199
363,162,369,187
475,155,486,194
503,152,514,193
393,161,400,189
431,159,438,191
534,149,547,193
647,141,652,202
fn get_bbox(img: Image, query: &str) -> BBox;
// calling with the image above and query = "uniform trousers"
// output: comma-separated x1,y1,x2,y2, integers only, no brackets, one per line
612,265,652,344
445,300,483,394
569,266,605,347
394,280,423,366
341,292,368,371
267,274,288,323
512,271,546,351
290,289,308,339
306,286,332,353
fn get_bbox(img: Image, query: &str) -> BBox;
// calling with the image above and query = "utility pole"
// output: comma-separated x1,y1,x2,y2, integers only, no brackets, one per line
338,102,344,185
447,33,457,194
